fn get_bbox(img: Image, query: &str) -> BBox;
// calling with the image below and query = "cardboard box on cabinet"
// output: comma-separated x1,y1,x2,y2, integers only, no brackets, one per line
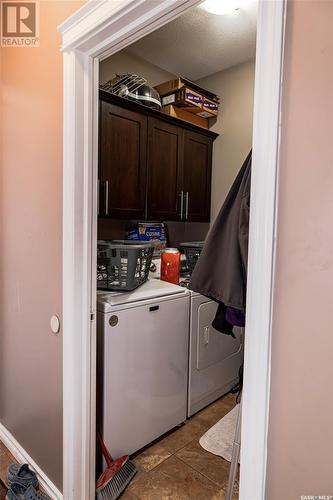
155,77,220,120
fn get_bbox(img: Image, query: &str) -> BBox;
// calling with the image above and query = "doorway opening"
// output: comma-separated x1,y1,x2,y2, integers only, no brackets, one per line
96,3,256,496
59,1,286,499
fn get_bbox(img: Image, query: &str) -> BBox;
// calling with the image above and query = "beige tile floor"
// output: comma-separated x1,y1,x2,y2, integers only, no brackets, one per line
0,439,16,494
0,392,239,500
122,392,239,500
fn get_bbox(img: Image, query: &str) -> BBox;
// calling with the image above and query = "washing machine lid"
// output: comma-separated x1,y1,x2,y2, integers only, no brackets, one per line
97,279,187,312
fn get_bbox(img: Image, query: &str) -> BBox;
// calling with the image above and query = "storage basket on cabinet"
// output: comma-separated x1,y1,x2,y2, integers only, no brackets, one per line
180,241,204,274
97,240,154,291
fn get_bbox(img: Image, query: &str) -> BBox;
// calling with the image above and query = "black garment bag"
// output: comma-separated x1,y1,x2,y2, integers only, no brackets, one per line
189,151,251,335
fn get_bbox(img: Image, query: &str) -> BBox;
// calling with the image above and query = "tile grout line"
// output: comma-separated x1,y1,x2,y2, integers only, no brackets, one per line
125,394,238,498
175,452,228,490
129,454,223,499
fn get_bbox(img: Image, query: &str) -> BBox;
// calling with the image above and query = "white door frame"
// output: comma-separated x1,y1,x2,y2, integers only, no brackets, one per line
59,1,286,498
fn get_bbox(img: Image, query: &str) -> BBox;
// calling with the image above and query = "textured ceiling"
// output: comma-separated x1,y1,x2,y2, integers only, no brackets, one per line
126,1,258,81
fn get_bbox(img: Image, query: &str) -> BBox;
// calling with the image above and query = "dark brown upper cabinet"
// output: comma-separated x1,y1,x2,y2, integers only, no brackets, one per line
99,100,147,219
182,130,212,222
147,118,183,221
99,91,218,222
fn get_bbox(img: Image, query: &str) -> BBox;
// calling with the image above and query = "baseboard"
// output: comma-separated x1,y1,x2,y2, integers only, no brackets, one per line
0,423,62,500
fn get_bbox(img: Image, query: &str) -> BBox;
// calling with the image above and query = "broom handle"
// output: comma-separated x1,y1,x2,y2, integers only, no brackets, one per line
97,432,114,467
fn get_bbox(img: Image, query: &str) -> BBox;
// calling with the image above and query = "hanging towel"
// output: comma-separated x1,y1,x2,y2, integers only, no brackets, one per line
189,151,251,334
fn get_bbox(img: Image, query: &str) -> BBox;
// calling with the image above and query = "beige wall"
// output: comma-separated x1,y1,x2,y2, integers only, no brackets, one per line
198,60,255,223
266,1,333,498
0,0,83,490
100,49,175,87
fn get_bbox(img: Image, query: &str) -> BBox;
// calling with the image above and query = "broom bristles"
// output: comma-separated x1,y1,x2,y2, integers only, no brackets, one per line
96,460,137,500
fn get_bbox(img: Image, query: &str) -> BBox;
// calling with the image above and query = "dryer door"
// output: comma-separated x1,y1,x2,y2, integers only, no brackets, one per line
196,301,242,370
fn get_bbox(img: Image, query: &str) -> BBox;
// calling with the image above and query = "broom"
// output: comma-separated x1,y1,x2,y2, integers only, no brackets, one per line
96,433,137,500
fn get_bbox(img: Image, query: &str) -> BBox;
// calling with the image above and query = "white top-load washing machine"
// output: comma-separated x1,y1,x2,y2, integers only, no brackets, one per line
187,289,244,417
97,279,190,459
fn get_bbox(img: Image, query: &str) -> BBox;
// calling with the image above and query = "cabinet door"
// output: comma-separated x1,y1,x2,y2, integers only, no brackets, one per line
99,100,147,219
147,117,184,221
183,130,212,222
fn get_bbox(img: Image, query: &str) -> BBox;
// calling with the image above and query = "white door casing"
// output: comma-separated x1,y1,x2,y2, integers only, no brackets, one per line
58,1,286,499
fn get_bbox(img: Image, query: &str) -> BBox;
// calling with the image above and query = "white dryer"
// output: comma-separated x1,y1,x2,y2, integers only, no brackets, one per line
188,290,244,417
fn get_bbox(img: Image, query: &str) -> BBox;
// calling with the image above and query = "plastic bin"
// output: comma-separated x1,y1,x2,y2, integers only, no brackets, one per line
180,242,204,274
97,240,154,291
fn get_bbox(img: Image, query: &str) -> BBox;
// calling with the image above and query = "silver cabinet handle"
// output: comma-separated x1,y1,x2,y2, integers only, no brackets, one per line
105,180,109,216
179,190,184,220
203,326,210,345
185,191,189,220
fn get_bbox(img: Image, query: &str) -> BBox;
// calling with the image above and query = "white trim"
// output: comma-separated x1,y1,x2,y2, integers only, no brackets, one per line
62,49,96,500
239,1,286,499
59,0,203,55
0,423,62,500
59,1,287,499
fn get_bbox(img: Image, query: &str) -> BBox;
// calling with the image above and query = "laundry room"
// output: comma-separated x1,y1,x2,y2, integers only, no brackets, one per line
96,1,257,498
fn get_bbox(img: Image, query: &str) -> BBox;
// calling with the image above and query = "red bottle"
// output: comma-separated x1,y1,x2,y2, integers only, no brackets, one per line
161,248,181,285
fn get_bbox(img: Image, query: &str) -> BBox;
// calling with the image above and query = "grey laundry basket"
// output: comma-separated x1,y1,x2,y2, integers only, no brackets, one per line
180,241,204,274
97,240,154,291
